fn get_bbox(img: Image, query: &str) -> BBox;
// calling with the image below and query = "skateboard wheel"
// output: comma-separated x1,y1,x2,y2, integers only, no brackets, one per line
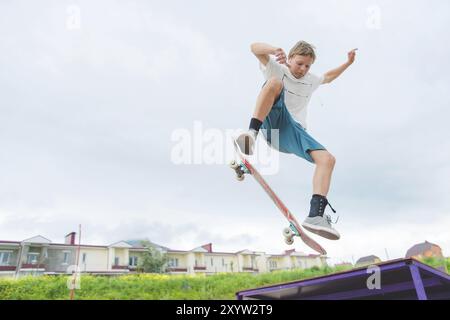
284,237,294,245
236,174,245,181
229,160,239,170
283,227,294,238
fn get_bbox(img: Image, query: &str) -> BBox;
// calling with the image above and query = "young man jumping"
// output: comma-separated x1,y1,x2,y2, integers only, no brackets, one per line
235,41,356,240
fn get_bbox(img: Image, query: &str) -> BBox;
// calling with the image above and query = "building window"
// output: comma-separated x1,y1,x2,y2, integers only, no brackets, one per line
129,256,138,266
222,258,225,267
26,253,39,264
168,258,178,267
82,253,87,264
211,258,213,266
63,252,70,264
114,257,120,266
269,261,277,269
0,252,11,265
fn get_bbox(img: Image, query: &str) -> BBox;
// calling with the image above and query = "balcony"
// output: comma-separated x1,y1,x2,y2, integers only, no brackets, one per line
243,267,259,272
166,267,188,273
194,266,207,271
21,263,46,269
112,265,129,270
0,265,17,271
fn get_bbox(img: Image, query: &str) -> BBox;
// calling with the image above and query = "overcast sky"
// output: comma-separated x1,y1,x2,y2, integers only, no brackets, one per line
1,0,449,265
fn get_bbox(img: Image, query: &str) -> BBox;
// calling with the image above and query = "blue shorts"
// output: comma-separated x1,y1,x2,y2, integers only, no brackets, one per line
260,87,326,163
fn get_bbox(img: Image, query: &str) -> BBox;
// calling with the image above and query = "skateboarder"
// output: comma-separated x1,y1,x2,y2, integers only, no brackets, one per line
235,41,357,240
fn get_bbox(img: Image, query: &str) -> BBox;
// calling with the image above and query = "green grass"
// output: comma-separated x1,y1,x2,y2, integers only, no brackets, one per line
0,265,351,300
1,258,447,300
419,257,449,273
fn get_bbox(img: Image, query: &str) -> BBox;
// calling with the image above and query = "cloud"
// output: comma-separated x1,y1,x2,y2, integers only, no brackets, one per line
0,0,449,265
325,211,450,265
0,211,258,253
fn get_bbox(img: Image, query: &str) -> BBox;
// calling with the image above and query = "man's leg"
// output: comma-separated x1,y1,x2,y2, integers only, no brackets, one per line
236,77,283,155
252,77,283,122
302,150,340,240
309,150,336,196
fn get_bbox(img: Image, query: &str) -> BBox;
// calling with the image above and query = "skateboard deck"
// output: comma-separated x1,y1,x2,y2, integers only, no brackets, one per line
231,140,327,255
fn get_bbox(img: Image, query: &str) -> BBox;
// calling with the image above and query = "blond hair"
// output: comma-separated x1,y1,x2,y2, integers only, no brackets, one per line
288,41,316,62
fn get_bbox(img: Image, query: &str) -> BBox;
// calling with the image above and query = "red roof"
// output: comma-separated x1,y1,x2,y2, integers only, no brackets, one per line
405,241,442,258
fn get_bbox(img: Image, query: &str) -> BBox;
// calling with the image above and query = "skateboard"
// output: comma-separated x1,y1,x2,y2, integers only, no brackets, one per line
230,140,327,255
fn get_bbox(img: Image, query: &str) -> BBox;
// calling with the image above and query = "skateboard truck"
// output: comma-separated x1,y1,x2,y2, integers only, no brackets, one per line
283,223,300,245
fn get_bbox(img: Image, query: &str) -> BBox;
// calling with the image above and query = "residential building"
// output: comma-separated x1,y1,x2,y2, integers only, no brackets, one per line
405,241,444,260
355,255,382,267
0,233,327,278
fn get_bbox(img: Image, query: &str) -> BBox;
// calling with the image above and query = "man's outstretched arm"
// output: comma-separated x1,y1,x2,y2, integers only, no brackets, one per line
322,48,357,84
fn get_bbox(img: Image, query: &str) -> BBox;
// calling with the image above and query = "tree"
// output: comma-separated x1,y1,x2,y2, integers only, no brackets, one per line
138,240,168,273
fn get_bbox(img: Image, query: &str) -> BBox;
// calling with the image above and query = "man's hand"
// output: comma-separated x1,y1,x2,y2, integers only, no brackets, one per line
274,48,290,67
347,48,358,65
251,43,285,66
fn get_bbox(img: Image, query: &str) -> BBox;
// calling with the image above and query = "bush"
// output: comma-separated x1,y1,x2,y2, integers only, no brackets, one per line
0,265,342,300
419,257,449,273
1,260,445,300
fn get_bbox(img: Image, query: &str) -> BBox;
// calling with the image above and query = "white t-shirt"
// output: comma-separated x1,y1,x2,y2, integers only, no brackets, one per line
260,57,323,130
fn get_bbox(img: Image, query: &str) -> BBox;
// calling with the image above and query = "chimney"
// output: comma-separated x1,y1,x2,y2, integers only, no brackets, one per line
65,232,76,245
201,243,212,253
